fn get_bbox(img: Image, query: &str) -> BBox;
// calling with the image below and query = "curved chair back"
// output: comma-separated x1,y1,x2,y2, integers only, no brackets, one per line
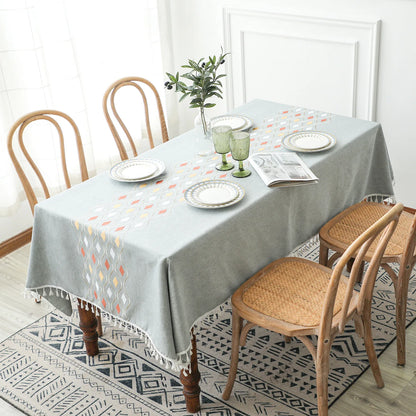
7,110,89,214
103,77,169,161
319,203,403,342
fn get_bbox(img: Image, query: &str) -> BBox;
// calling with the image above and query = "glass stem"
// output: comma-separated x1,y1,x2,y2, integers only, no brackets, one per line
239,161,244,171
222,154,227,166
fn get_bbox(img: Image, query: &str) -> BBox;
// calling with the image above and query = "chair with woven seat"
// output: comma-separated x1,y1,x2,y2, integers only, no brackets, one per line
319,200,416,366
8,110,102,337
222,203,403,416
103,76,169,161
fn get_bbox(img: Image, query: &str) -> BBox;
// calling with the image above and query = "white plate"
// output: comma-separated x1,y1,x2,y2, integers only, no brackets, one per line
211,115,253,131
110,158,166,182
185,180,245,209
193,185,238,205
116,161,157,180
282,131,336,153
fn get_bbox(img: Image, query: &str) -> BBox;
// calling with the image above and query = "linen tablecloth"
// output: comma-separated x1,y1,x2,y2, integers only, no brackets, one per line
26,99,394,370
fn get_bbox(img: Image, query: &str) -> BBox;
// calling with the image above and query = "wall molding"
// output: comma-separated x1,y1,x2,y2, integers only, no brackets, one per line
0,228,32,258
223,8,381,120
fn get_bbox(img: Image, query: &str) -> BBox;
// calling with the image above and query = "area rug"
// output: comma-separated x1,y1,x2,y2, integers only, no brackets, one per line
1,239,415,416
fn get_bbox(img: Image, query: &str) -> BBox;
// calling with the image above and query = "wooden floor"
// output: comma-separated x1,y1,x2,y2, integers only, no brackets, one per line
1,245,416,415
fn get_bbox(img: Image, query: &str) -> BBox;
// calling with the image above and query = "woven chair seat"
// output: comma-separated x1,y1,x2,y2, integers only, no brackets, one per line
321,202,414,257
241,257,348,327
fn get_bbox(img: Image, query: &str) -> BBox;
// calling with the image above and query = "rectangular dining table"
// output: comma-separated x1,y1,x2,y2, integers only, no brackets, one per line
25,99,394,413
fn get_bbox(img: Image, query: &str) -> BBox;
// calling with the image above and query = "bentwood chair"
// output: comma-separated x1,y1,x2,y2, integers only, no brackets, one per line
7,110,102,336
222,203,403,416
319,199,416,366
103,77,169,161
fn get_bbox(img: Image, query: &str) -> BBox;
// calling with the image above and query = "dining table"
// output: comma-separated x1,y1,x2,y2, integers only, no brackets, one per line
25,99,395,413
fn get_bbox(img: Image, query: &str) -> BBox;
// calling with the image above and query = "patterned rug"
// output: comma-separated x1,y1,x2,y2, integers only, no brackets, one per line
1,240,415,416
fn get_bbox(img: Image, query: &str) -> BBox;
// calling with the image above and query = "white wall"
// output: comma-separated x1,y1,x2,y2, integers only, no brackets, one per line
162,0,416,206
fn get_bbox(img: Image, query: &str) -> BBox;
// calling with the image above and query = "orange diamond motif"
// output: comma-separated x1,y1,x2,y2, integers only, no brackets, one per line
102,298,106,307
118,195,127,200
81,247,85,257
116,304,121,314
94,291,98,299
115,226,125,231
159,209,167,215
105,260,110,270
119,266,124,276
102,221,111,226
89,216,98,221
92,254,96,264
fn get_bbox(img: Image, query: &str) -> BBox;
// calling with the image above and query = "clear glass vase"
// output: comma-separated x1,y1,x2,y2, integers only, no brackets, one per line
194,109,214,156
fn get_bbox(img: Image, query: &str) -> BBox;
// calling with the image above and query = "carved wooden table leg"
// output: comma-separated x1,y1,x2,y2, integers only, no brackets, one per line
180,333,201,413
77,299,99,356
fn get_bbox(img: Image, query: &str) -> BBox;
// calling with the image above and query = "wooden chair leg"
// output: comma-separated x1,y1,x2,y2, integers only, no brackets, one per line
180,333,201,413
316,341,330,416
362,314,384,388
319,244,329,266
222,310,243,400
396,267,411,366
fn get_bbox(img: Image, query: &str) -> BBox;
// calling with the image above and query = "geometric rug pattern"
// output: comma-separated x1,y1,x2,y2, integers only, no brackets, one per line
1,239,415,415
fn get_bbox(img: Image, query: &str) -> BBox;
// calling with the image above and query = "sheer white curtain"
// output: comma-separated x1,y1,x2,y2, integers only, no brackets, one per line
0,0,166,225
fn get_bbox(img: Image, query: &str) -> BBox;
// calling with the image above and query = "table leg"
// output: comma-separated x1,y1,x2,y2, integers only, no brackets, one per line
180,333,201,413
77,299,99,356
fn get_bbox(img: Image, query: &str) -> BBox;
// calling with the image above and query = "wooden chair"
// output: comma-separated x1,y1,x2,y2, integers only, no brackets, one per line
7,110,102,338
222,203,403,416
319,200,416,366
103,76,169,161
7,110,89,213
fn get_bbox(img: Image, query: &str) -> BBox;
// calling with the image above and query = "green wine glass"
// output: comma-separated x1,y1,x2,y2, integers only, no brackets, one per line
212,125,234,171
230,131,251,178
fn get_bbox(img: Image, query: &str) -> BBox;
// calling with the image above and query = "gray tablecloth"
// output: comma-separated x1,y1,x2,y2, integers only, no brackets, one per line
26,99,394,370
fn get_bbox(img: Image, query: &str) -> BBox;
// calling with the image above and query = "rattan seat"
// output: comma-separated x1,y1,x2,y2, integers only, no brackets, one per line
242,258,348,327
321,202,414,259
223,204,403,416
319,201,416,366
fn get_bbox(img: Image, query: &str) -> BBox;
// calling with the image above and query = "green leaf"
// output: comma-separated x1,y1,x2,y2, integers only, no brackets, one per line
204,103,216,108
179,92,190,102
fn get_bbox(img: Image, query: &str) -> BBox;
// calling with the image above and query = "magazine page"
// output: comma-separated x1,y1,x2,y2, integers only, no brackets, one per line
249,152,319,187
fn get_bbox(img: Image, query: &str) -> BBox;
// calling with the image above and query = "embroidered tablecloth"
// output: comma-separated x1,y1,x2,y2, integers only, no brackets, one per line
26,99,394,369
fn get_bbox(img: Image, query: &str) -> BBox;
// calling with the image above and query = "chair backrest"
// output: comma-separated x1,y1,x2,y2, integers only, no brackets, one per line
103,76,169,161
319,203,404,341
7,110,89,215
398,207,416,282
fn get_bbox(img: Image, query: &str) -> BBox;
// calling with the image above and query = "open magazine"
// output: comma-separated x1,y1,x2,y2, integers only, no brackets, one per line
249,152,319,187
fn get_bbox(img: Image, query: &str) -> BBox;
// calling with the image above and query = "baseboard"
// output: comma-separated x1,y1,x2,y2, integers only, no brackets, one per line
0,228,32,258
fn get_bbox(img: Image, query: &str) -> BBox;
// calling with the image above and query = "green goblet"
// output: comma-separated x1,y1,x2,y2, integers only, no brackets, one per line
212,125,234,171
230,131,251,178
